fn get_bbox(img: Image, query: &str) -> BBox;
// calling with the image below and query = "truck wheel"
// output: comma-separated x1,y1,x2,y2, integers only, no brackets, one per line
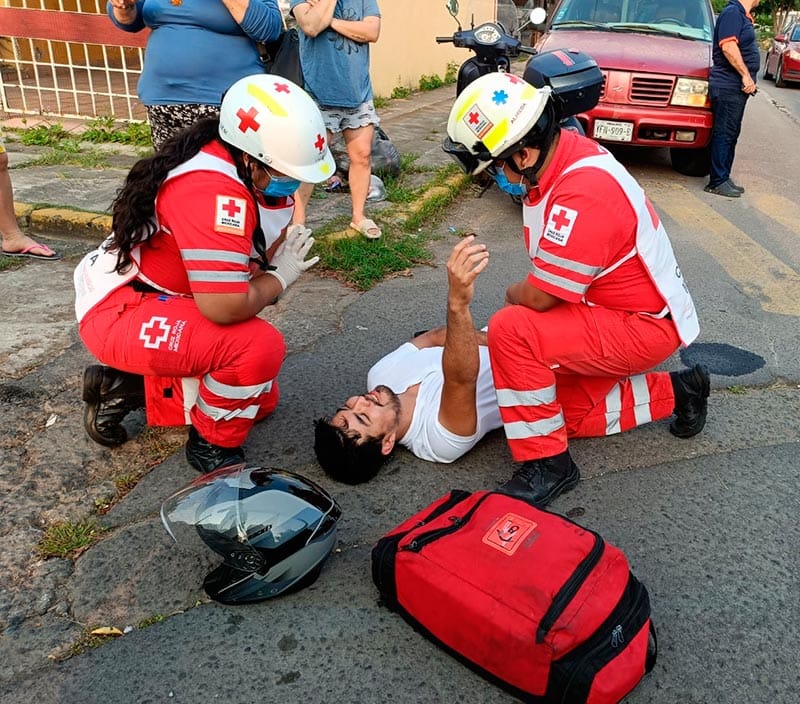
670,146,711,177
763,53,774,81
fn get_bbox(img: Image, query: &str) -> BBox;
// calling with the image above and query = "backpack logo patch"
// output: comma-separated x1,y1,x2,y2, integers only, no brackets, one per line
482,512,537,556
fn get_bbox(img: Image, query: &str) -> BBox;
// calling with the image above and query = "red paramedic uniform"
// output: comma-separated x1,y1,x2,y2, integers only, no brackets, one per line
74,140,292,448
488,130,700,462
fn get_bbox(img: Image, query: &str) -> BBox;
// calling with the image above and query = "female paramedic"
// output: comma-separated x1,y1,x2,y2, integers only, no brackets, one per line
74,74,335,473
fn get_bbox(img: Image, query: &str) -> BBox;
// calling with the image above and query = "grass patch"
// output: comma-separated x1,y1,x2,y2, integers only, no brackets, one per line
80,116,152,146
17,123,70,146
92,427,186,515
315,227,434,290
419,74,445,91
27,146,112,168
0,257,23,272
402,165,469,233
138,614,166,629
373,95,389,109
312,162,470,290
390,85,412,99
137,425,187,467
727,385,748,395
61,629,116,659
11,118,151,149
36,519,104,559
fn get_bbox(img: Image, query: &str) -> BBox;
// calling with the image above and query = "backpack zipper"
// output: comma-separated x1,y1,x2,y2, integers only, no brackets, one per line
536,533,605,644
557,574,650,704
372,490,471,599
402,493,492,552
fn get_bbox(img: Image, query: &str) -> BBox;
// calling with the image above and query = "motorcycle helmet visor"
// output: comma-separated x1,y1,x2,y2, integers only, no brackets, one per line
161,465,341,601
442,136,493,175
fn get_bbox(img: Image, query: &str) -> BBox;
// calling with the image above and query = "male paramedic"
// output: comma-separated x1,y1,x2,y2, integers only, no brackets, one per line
442,72,710,507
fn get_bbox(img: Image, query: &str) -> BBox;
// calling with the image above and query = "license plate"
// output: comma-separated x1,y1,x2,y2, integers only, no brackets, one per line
593,120,634,142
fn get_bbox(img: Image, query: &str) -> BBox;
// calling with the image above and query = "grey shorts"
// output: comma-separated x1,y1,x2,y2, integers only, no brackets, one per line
318,101,380,133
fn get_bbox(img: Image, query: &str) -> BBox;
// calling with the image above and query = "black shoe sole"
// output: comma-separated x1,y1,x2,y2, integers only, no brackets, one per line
82,365,128,447
669,364,710,439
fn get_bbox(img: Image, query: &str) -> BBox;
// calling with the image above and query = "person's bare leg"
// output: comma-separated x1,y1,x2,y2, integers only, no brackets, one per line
291,182,315,226
292,128,336,226
0,150,56,256
344,124,374,228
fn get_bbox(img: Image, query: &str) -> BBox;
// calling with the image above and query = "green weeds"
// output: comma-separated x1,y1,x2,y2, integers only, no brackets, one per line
315,228,434,290
81,116,151,146
36,519,104,559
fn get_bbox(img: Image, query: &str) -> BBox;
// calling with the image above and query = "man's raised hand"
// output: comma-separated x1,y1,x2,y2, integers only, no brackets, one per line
446,234,489,308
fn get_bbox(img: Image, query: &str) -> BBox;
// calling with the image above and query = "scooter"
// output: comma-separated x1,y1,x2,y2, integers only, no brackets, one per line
436,0,539,96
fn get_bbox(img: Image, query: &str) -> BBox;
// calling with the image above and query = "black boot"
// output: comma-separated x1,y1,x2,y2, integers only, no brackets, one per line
669,364,710,438
185,425,245,474
82,365,145,447
499,450,581,507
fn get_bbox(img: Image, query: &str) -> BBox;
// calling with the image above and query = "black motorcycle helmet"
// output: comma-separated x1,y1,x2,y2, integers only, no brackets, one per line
161,464,341,604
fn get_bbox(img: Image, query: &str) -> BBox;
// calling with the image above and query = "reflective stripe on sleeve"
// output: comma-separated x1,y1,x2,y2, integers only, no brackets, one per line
187,270,250,284
531,264,589,295
535,247,602,277
181,249,250,265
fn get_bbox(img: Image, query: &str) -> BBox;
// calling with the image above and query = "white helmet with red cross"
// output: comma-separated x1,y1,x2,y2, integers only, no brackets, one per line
219,74,335,183
444,72,554,175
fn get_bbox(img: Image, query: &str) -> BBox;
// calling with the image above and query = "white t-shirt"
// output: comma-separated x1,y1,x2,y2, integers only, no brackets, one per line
366,343,502,463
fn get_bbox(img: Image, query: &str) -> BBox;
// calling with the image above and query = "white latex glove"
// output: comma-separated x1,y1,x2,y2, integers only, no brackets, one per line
267,225,319,291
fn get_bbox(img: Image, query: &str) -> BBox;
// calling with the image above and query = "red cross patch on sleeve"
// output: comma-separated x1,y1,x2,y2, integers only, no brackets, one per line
543,204,578,246
214,196,247,236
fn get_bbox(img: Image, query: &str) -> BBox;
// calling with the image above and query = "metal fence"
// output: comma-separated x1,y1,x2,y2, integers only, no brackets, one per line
0,1,147,122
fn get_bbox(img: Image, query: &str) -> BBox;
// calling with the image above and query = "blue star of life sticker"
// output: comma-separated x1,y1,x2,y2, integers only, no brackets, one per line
492,89,509,105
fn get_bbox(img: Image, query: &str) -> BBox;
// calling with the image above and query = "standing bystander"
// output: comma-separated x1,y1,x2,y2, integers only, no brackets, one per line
289,0,383,239
0,134,60,261
107,0,283,150
705,0,761,198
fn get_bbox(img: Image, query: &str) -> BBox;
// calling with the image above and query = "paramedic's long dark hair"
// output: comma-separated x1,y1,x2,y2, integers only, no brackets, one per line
108,117,254,273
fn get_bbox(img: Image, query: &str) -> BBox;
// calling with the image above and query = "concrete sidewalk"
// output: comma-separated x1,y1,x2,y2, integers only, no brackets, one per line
3,85,460,244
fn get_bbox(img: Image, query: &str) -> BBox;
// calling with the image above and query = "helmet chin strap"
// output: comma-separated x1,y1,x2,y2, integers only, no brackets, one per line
506,113,560,187
505,149,544,187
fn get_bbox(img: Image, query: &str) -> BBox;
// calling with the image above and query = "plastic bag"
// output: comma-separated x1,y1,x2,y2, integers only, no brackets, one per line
330,126,401,178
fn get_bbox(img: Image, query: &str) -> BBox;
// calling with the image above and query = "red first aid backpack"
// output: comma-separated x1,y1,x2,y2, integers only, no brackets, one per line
371,490,657,703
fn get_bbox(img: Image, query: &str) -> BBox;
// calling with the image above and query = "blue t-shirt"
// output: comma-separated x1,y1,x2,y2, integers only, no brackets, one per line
710,0,760,89
108,0,282,106
289,0,380,108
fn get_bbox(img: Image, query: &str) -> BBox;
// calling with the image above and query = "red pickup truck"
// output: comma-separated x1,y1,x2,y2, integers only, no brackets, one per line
531,0,715,176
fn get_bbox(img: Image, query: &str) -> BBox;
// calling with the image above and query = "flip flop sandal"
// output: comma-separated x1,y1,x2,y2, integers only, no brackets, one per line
350,218,382,240
2,242,61,260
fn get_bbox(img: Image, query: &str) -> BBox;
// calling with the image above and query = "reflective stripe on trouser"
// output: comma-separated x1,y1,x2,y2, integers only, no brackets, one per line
487,302,681,462
79,285,285,448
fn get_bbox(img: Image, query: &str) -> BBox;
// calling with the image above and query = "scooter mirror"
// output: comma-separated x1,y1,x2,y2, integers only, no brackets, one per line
530,7,547,25
447,0,459,19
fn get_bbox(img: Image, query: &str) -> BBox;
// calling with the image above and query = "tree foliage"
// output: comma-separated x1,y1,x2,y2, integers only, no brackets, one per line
712,0,799,33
